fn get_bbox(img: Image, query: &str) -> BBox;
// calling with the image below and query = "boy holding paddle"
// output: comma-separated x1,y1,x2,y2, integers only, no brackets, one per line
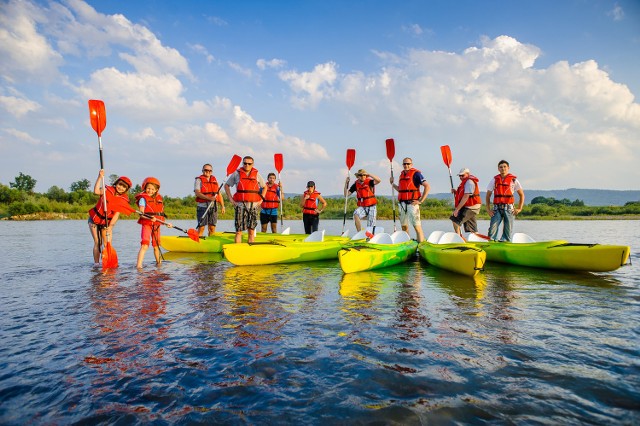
344,168,381,232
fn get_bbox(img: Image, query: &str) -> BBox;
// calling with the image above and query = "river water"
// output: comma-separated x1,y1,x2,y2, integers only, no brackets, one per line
0,219,638,424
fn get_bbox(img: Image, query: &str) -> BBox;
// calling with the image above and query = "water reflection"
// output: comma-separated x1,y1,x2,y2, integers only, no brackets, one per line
161,251,224,265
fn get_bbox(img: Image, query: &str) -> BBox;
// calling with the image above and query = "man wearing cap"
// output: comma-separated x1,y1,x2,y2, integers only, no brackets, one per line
390,157,430,242
485,160,525,241
344,168,382,232
450,167,482,240
300,181,327,234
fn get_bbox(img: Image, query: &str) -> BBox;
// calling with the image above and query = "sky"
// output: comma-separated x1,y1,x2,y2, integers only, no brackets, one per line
1,0,639,198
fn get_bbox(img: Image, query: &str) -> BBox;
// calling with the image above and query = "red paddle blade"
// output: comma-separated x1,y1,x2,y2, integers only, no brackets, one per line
107,194,135,215
227,154,242,175
274,153,284,173
102,242,118,269
187,228,200,242
385,138,395,161
88,100,106,137
440,145,452,167
346,149,356,169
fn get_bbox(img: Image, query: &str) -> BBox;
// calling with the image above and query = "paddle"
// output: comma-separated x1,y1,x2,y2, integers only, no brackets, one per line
386,138,397,232
440,145,455,194
274,153,284,228
342,149,356,233
88,99,117,270
197,154,242,230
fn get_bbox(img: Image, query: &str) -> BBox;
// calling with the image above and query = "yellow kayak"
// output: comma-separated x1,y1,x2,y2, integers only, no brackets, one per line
223,230,347,265
418,242,486,277
338,232,417,274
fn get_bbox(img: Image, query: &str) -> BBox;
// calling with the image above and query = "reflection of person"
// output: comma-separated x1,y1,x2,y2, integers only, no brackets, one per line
135,177,171,268
450,168,482,240
260,172,282,233
194,164,225,236
300,181,327,234
389,158,430,242
224,156,267,243
344,168,381,232
486,160,525,242
88,170,131,263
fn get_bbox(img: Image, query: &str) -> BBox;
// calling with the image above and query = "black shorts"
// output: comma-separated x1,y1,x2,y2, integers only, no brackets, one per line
260,212,278,225
449,207,478,232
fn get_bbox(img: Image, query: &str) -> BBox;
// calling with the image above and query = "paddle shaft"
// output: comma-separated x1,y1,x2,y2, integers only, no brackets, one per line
137,211,188,234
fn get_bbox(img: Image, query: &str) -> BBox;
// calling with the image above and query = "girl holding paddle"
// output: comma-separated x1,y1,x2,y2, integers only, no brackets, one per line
301,181,327,234
88,169,132,263
135,177,170,268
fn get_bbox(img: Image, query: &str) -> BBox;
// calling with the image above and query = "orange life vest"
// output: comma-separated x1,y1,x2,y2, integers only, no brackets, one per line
261,183,280,209
455,175,481,207
492,173,517,204
355,178,377,207
233,168,262,202
398,168,421,202
195,175,220,203
135,192,165,226
302,190,321,215
88,186,129,226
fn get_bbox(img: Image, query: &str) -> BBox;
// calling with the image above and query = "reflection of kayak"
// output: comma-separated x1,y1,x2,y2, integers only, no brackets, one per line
469,239,631,272
338,232,417,274
223,231,346,265
418,242,486,277
161,232,347,253
161,251,224,264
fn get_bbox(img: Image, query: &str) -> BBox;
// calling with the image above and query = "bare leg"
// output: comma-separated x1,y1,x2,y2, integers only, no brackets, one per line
353,215,362,232
137,244,149,268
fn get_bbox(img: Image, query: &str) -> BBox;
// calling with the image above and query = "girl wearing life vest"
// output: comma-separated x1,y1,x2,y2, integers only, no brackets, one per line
135,177,171,268
389,158,430,242
344,168,381,232
224,156,267,243
300,181,327,234
88,169,131,263
485,160,525,241
450,167,482,240
260,173,282,233
194,164,226,237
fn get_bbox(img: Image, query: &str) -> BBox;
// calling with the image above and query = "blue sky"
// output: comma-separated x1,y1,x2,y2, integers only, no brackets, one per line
1,0,639,197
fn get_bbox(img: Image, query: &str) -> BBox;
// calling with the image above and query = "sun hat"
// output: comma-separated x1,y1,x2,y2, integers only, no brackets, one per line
458,168,470,176
355,169,368,176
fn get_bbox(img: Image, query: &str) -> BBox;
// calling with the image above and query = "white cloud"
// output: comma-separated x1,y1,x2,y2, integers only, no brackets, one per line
256,58,287,70
608,3,624,21
2,127,43,145
227,61,253,78
0,0,64,83
0,94,41,118
402,23,423,36
189,43,215,63
279,62,338,108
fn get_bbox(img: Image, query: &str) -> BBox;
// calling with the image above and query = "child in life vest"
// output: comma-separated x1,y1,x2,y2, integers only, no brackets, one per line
135,177,171,268
88,170,132,263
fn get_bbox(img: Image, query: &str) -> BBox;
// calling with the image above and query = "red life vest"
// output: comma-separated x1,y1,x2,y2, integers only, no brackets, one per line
261,183,280,209
355,178,377,207
135,192,165,226
302,190,321,215
88,186,129,226
398,168,421,202
492,173,517,204
195,175,220,203
233,168,262,202
455,175,481,207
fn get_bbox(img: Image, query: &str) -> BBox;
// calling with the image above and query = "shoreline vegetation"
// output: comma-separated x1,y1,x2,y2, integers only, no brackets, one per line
2,188,639,222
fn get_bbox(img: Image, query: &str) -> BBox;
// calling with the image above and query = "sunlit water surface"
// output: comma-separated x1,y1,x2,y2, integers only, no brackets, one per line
0,219,638,424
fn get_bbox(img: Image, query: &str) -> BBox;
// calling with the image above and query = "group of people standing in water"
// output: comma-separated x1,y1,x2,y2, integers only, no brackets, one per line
87,154,524,267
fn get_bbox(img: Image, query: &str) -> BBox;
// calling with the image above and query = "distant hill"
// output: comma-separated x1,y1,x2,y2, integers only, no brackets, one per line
290,189,639,206
429,188,640,206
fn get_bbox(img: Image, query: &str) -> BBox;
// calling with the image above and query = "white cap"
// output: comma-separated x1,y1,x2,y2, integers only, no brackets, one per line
458,168,470,176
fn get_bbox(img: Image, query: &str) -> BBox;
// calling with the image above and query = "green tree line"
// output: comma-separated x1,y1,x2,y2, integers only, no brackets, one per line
1,173,639,220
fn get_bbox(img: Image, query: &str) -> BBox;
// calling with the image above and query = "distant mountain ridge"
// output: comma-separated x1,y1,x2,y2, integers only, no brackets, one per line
315,189,639,206
429,188,640,206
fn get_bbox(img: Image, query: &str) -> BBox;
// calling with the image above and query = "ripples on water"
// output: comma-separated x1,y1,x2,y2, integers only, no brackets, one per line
0,220,638,424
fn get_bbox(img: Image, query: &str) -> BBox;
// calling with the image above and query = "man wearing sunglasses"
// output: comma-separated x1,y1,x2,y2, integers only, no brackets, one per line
390,157,430,242
224,156,267,243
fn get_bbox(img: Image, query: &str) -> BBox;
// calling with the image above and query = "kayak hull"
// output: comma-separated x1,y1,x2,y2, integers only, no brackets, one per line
161,232,347,253
418,242,486,277
338,240,418,274
223,240,345,265
470,240,630,272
